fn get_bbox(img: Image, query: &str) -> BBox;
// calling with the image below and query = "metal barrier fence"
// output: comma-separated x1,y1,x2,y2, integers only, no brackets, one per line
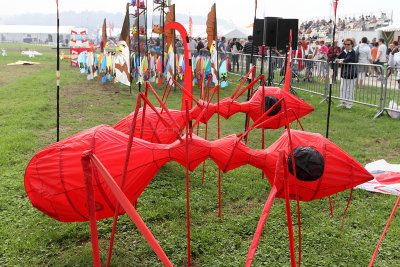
384,66,400,115
173,49,399,119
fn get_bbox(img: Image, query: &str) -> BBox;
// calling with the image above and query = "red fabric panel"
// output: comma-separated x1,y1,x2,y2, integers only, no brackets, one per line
25,125,170,222
114,106,186,144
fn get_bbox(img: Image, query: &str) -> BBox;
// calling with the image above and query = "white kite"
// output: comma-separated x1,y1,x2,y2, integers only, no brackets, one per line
21,50,43,58
114,40,130,86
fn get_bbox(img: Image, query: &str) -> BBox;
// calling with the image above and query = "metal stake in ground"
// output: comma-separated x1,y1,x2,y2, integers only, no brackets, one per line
56,0,60,142
326,0,339,139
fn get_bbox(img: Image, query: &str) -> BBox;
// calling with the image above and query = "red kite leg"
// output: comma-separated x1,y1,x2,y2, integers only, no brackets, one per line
107,95,142,267
185,100,191,266
217,86,222,218
89,152,173,267
283,159,297,267
231,65,256,99
245,150,284,267
244,69,256,145
339,188,354,238
283,99,301,267
161,77,172,105
140,86,149,139
82,152,102,267
261,76,265,179
202,83,211,184
369,195,400,267
329,196,334,216
296,200,302,267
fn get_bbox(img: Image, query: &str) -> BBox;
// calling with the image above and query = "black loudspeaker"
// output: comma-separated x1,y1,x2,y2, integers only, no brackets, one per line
253,18,264,46
264,17,279,46
276,18,299,50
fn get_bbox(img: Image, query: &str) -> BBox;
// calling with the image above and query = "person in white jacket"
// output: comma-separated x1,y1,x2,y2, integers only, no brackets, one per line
388,49,400,118
388,46,400,87
356,37,372,90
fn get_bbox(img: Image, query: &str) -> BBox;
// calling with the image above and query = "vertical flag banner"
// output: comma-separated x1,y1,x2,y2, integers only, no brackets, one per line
189,16,193,36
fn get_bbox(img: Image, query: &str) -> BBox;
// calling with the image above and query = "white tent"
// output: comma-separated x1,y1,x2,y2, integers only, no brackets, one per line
377,23,400,32
223,29,248,40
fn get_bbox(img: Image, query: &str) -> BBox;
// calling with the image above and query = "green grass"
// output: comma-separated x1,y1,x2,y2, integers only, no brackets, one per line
1,43,400,266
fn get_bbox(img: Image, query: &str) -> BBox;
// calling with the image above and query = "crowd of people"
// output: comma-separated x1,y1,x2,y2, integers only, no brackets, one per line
299,12,391,41
290,36,400,109
146,19,398,111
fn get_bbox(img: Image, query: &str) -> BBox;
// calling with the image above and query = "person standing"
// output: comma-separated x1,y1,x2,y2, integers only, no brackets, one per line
369,37,376,49
388,43,400,89
301,37,309,56
387,41,399,77
374,38,387,80
336,38,358,109
319,40,329,76
230,38,242,72
292,41,305,71
356,37,372,89
328,41,341,82
218,36,227,60
196,37,205,56
313,41,321,77
371,42,379,77
243,35,259,76
189,36,197,56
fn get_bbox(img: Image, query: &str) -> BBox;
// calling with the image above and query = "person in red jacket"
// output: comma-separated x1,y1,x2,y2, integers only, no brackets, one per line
328,41,341,82
293,41,305,71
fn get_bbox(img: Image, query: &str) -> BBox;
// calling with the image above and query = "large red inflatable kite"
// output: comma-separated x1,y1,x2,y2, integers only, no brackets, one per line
25,21,372,267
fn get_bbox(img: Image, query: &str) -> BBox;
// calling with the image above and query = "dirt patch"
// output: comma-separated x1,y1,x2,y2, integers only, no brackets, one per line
0,64,44,88
373,138,390,145
61,82,122,110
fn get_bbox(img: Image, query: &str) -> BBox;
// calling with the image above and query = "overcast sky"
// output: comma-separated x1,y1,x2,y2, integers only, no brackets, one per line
1,0,398,27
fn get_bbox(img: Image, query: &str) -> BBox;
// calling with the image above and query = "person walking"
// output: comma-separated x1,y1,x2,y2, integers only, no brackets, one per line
336,38,358,109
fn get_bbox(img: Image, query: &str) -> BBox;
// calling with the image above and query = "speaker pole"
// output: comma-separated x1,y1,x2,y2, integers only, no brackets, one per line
277,46,288,88
326,0,339,139
260,46,265,84
267,46,272,85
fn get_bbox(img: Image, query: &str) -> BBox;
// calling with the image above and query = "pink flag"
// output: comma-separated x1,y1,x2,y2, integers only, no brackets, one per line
189,16,193,36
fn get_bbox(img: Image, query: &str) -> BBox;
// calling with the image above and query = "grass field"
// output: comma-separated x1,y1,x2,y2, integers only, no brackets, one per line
1,43,400,266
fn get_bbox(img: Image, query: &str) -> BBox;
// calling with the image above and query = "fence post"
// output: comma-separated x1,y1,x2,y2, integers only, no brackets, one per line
319,60,330,103
374,64,387,119
324,61,330,99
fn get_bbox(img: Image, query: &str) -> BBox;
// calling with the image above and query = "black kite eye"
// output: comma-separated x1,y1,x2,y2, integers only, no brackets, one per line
287,147,325,181
265,96,281,116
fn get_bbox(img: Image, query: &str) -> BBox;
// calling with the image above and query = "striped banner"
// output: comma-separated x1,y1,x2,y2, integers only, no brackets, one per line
383,31,394,45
